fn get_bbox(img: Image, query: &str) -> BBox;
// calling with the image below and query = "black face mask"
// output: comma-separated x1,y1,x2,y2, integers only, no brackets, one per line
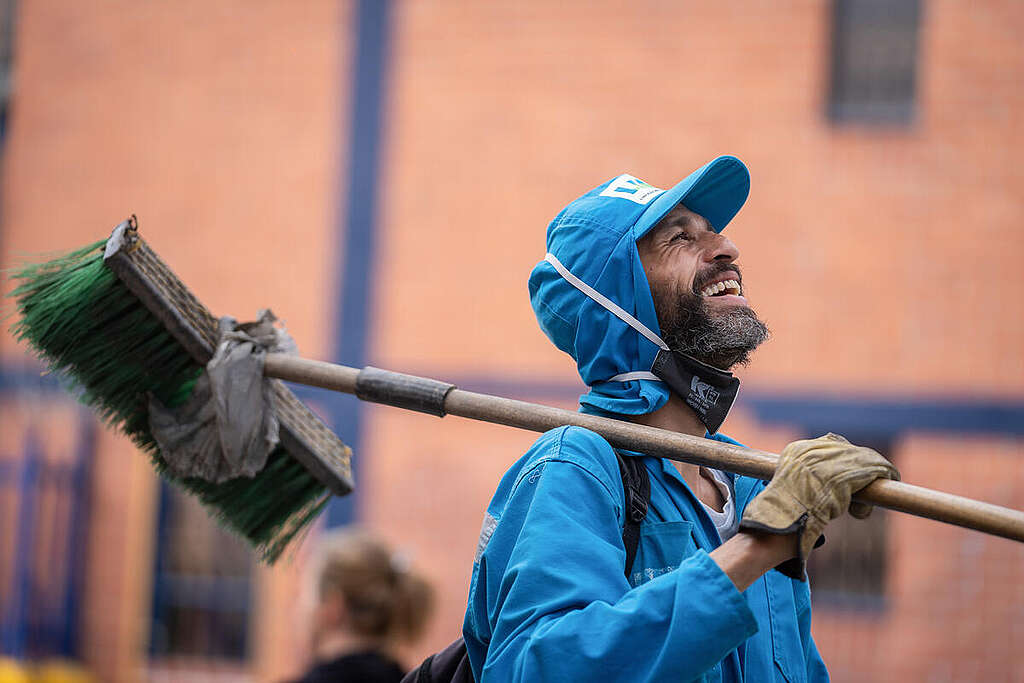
651,349,740,435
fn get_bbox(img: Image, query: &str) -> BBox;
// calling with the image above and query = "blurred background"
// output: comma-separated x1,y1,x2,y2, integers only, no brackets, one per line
1,0,1022,681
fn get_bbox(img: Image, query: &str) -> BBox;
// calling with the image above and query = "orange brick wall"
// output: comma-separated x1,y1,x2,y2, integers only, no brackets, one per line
375,0,1024,393
1,1,348,681
1,1,1022,682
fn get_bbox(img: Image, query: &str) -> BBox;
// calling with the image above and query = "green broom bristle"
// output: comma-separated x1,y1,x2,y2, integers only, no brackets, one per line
8,240,329,562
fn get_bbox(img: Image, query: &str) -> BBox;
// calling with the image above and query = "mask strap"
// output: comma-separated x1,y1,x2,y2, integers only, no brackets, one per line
608,370,661,382
544,252,667,383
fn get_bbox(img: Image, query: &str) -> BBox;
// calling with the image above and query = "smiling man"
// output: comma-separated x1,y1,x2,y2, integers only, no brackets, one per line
462,157,899,682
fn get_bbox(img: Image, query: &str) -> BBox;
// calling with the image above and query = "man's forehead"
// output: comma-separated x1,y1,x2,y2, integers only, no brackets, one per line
653,203,715,234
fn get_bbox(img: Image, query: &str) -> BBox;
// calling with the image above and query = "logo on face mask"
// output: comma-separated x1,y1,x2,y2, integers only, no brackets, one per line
598,174,665,205
687,375,721,415
651,349,740,434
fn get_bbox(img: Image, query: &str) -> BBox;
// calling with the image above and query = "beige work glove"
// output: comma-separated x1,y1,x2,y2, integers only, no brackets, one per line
739,433,899,580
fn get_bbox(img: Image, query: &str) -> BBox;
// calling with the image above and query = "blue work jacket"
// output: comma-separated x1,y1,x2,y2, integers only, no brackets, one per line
463,426,829,682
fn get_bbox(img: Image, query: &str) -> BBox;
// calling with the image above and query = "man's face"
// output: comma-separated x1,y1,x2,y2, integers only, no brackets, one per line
636,203,769,370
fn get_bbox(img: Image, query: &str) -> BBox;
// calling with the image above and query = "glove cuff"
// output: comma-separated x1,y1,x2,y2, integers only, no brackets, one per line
737,512,808,537
770,531,826,581
774,556,806,581
738,513,829,582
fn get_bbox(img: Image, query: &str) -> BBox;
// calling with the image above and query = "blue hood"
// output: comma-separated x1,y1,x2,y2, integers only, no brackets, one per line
528,156,750,416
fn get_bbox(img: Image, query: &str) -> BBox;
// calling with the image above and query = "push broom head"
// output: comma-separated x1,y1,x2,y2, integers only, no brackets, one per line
8,217,353,562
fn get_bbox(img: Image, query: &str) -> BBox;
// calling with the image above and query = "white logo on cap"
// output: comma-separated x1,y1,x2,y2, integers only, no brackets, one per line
598,174,665,205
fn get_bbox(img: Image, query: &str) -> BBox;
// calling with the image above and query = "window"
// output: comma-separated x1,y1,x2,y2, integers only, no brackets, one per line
0,400,94,659
149,482,253,660
827,0,923,125
806,435,893,608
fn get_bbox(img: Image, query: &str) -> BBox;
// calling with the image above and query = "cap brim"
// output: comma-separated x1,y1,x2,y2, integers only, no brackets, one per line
632,155,750,240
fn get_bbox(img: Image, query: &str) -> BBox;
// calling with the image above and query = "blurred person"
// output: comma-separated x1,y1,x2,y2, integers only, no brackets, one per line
290,531,434,683
462,157,898,681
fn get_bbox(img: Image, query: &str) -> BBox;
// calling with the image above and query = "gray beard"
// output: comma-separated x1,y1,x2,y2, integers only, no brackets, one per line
657,292,770,370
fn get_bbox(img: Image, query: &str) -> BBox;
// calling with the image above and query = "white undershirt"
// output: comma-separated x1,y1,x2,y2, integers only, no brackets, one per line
698,468,738,542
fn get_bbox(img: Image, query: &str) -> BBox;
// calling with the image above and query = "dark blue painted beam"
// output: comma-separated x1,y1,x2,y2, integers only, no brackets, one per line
741,392,1024,439
3,355,1022,463
408,374,1024,440
326,0,394,527
0,364,65,393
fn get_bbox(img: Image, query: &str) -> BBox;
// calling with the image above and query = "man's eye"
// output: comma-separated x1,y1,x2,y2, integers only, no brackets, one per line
671,231,691,243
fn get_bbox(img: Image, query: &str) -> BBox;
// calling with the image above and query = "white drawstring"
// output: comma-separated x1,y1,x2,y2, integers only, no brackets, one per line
608,370,661,382
543,252,667,384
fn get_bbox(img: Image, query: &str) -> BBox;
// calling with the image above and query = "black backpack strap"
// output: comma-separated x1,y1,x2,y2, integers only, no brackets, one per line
414,654,436,683
401,637,472,683
616,451,650,580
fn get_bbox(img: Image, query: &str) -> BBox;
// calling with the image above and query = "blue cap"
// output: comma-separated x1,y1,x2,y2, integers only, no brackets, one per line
528,155,750,416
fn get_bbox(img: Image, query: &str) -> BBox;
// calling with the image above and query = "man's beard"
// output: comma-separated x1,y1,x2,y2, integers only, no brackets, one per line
655,280,770,371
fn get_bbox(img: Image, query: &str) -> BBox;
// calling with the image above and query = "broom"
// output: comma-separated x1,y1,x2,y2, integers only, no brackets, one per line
8,217,353,562
8,219,1024,562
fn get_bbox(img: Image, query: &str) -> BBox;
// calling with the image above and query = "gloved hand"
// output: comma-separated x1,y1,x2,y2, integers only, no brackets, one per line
739,433,899,580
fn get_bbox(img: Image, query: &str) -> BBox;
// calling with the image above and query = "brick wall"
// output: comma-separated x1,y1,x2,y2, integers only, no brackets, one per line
1,1,346,681
1,1,1021,682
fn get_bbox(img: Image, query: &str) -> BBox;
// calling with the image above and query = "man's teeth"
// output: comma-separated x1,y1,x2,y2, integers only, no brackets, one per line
700,279,741,297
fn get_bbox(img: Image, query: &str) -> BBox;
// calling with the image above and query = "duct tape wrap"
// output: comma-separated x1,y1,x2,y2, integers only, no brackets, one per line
149,310,299,482
355,366,455,417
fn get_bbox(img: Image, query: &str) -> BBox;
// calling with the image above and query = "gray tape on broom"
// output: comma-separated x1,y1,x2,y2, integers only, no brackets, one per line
149,310,298,483
355,367,455,417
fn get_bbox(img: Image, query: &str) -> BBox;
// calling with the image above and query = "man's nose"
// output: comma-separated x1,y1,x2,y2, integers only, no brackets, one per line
704,233,740,263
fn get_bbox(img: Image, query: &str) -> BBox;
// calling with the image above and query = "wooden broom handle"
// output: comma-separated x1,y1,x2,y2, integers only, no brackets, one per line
263,354,1024,544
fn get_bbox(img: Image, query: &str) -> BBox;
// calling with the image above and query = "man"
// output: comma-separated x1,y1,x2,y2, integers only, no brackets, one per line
462,156,898,681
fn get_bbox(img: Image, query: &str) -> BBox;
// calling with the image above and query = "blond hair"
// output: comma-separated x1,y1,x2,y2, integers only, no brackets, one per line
317,530,434,642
